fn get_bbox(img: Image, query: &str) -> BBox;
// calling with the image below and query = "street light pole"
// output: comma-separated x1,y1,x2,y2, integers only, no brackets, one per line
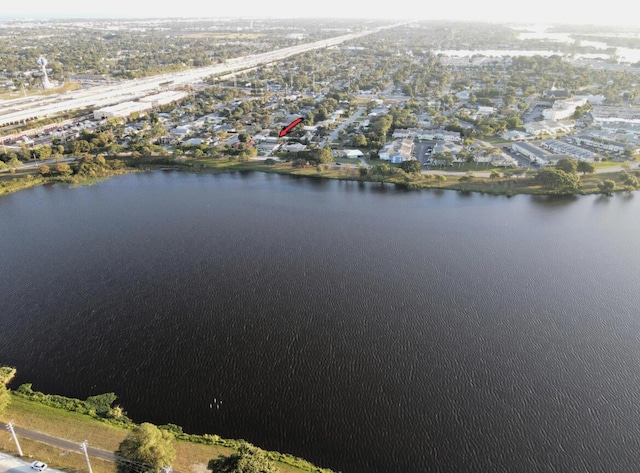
80,440,93,473
6,421,24,456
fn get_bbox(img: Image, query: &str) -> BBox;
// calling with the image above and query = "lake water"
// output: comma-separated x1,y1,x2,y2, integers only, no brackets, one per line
2,172,640,473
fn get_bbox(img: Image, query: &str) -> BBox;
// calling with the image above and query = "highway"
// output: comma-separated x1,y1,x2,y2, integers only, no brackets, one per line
0,23,406,128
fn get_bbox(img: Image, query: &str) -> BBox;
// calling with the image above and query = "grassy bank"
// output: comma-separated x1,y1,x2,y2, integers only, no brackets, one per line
1,392,334,473
2,155,638,199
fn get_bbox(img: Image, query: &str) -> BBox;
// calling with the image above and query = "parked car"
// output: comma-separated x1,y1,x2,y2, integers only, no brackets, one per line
31,461,48,471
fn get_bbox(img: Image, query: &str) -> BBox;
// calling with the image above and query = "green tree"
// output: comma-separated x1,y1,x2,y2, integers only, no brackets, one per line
264,158,276,166
238,133,250,143
351,134,368,147
597,179,616,195
115,423,176,473
208,442,276,473
535,168,581,192
576,161,595,175
39,165,51,176
7,156,23,168
399,160,422,174
54,163,73,175
490,170,500,179
623,174,640,191
0,367,15,418
555,158,578,174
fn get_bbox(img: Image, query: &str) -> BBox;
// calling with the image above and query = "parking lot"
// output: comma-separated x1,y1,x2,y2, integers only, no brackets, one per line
413,141,437,165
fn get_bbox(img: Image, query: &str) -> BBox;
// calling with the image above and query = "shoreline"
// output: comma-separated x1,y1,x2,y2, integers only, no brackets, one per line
1,386,336,473
1,156,638,198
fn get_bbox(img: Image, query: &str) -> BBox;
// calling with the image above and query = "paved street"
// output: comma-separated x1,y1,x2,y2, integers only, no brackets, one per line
326,107,365,145
0,157,77,174
0,452,65,473
0,423,114,463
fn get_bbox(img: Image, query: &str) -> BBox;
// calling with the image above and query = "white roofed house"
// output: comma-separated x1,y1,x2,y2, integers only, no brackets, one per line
379,139,414,163
340,149,365,159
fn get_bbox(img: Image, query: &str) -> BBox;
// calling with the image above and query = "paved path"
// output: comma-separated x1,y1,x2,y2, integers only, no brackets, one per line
0,423,114,463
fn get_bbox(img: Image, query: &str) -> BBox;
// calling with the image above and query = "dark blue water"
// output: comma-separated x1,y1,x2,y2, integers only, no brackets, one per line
2,171,640,473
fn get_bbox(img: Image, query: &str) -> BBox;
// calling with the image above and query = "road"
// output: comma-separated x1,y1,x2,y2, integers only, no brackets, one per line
0,423,114,463
325,107,365,145
0,452,65,473
0,157,77,174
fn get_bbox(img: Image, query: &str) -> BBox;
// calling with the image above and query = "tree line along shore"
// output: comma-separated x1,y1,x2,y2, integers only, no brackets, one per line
1,152,639,198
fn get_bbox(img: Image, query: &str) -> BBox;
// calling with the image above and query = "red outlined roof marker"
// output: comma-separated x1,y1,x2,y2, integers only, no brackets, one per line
279,117,303,138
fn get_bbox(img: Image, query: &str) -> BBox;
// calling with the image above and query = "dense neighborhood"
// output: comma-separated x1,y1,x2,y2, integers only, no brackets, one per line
2,19,640,194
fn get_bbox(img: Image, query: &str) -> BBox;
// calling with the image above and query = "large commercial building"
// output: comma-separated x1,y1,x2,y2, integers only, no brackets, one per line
542,98,587,120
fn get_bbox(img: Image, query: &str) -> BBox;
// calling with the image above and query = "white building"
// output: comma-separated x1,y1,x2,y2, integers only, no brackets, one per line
416,129,461,142
502,130,528,141
542,98,587,120
567,135,629,155
540,140,595,161
525,120,574,137
379,139,414,163
512,142,549,165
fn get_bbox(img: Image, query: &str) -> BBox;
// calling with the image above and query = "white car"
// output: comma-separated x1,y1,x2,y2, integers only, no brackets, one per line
31,461,48,471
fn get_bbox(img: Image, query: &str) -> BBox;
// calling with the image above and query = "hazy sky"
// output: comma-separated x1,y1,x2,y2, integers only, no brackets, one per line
2,0,638,26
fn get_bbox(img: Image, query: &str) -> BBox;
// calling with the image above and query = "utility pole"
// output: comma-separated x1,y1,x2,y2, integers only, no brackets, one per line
80,440,93,473
6,421,24,456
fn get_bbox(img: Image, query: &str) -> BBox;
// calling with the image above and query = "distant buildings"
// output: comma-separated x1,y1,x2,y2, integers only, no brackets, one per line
591,106,640,124
567,134,632,155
